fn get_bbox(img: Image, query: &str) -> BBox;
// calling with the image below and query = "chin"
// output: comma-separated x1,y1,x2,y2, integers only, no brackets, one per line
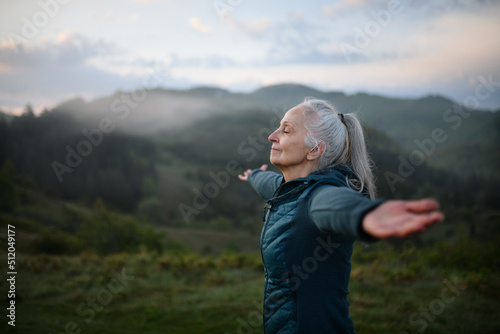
269,158,282,169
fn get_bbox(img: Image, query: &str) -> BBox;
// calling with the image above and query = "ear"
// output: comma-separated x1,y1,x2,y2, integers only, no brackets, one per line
307,141,325,161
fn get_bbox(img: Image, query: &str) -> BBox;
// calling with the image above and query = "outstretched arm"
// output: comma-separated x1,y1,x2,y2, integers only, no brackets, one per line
310,186,444,241
238,164,283,200
362,198,444,239
238,164,268,181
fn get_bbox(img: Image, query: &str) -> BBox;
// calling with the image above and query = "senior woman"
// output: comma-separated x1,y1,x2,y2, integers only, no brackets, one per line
238,98,444,334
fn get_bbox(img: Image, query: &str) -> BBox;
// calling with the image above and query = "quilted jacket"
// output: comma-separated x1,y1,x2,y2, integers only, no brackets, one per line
247,165,383,334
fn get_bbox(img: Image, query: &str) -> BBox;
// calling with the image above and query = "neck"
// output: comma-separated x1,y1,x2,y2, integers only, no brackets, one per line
280,163,318,182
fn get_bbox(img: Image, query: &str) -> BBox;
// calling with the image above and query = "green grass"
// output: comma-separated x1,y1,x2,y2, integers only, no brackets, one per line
159,227,260,254
1,239,499,334
1,251,265,334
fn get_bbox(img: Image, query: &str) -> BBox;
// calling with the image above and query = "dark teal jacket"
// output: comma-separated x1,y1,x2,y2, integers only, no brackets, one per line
247,165,383,334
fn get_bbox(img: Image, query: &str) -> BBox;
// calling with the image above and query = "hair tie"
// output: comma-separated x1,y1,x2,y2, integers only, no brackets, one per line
338,113,350,162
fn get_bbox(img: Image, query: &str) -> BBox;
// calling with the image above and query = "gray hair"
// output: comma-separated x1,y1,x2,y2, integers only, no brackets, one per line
300,97,377,199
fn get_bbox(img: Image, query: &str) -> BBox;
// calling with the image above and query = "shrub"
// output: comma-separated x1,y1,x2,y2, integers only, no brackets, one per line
77,201,164,255
32,228,82,255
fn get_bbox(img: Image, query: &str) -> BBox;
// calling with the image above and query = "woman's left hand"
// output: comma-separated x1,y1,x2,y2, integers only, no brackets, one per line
362,198,444,239
238,164,268,182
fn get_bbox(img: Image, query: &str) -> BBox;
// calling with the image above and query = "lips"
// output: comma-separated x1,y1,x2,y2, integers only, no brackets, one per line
271,147,281,152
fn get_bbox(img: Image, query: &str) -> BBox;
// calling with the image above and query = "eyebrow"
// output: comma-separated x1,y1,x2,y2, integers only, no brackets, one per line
281,121,294,127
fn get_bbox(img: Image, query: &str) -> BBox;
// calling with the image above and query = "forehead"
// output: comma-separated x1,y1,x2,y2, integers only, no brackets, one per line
281,105,305,125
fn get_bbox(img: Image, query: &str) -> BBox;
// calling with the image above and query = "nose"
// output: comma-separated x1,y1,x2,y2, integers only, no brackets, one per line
268,129,279,143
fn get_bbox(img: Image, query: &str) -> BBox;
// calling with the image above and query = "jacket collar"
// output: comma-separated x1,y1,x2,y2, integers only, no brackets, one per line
305,164,355,186
274,164,355,198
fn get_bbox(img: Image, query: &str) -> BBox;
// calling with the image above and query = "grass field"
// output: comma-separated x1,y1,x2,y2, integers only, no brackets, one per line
1,237,499,334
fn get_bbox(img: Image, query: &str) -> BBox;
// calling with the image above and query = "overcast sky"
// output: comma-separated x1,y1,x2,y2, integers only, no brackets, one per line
1,0,500,114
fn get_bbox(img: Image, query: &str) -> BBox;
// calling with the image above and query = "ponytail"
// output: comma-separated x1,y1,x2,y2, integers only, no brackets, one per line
300,98,377,199
342,112,377,199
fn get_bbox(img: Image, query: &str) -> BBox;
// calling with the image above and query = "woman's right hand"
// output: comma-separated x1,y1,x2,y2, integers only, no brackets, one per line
238,164,268,182
362,198,444,239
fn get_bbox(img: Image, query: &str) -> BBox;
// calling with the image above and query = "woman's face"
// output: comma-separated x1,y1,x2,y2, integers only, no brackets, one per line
268,105,312,171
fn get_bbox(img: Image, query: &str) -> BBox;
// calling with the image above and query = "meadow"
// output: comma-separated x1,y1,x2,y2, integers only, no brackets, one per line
1,235,499,334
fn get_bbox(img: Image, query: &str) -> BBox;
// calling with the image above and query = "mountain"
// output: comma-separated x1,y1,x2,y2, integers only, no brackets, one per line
41,83,499,179
2,94,500,248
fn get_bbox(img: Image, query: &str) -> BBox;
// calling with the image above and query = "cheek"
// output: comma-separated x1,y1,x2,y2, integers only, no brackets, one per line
284,141,308,159
287,137,307,152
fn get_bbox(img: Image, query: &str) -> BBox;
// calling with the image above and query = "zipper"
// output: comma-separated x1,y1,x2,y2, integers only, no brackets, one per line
260,179,308,259
259,179,309,295
260,201,272,271
262,202,272,222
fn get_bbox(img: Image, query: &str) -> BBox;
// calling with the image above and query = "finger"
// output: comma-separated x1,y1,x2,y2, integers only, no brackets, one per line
261,164,268,171
398,222,426,237
423,211,445,225
398,212,444,237
237,174,247,181
405,198,440,213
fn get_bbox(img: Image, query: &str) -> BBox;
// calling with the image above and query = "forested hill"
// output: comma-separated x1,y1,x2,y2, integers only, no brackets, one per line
1,84,499,237
10,83,496,179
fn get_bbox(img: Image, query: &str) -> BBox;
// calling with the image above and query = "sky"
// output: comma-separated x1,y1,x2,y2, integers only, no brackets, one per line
1,0,500,114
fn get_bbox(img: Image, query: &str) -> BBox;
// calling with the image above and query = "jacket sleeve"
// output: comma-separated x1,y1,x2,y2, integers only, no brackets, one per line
309,185,385,242
247,169,283,200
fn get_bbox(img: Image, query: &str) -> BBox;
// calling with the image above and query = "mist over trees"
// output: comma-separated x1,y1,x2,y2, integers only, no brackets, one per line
1,84,499,237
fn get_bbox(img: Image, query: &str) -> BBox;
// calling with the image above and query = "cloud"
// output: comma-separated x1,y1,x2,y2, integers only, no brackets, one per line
222,14,273,36
322,0,368,17
189,17,212,35
407,0,497,16
0,33,114,70
166,2,500,109
0,34,190,111
0,35,119,106
1,1,499,112
105,11,139,25
257,13,347,66
322,0,495,19
237,17,272,35
184,11,361,67
168,54,235,68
